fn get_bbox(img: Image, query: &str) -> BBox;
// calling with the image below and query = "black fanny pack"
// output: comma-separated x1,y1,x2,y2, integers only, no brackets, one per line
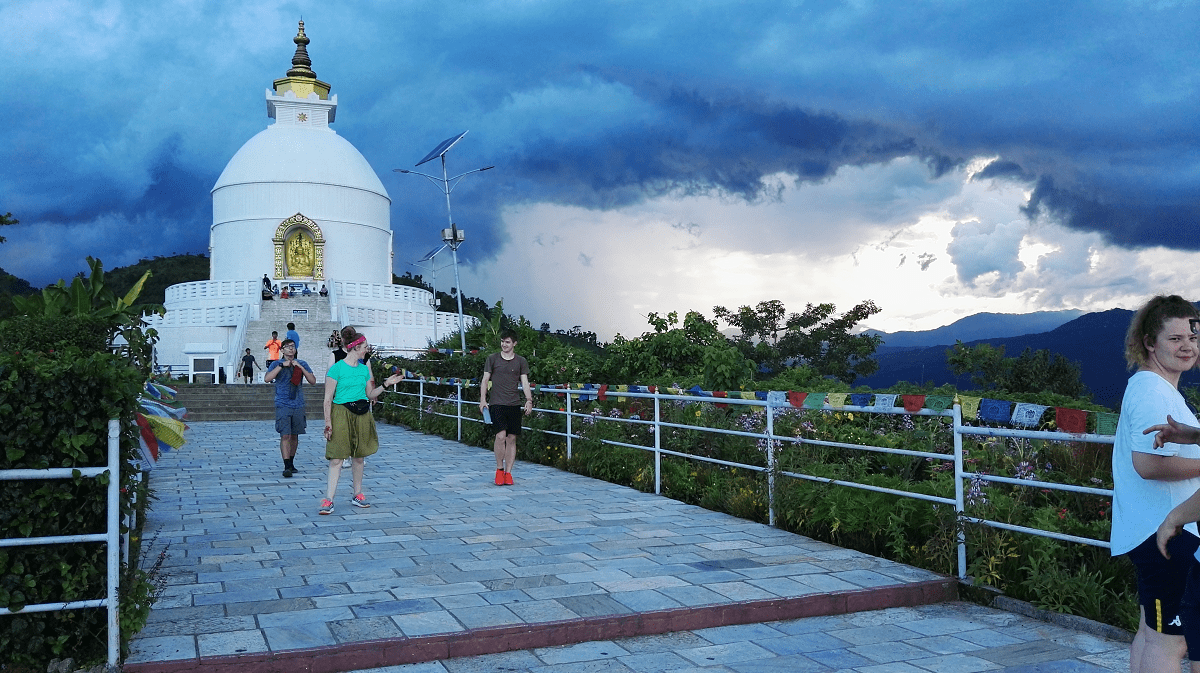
341,399,371,415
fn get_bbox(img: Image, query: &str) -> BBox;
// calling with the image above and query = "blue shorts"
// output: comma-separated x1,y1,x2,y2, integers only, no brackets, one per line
275,405,307,436
1128,530,1200,640
490,404,523,436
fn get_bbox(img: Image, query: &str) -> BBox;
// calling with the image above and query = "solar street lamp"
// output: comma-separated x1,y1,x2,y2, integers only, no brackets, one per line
394,131,493,354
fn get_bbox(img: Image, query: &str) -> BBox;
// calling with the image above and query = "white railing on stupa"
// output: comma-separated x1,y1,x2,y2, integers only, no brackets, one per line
332,280,434,305
145,303,249,327
164,279,261,305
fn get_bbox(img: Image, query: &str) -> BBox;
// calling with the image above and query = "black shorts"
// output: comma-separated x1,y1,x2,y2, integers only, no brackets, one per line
242,367,253,378
490,404,523,436
1128,530,1200,638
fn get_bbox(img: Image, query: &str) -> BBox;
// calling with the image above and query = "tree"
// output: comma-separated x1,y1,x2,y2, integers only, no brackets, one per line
947,341,1088,397
604,311,753,389
714,299,883,384
11,257,164,374
0,212,16,243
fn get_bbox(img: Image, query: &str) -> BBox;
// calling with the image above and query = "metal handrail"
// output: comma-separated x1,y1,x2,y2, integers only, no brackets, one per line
383,383,1117,579
0,419,121,667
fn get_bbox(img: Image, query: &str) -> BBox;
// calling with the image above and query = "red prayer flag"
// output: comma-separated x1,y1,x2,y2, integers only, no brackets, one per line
136,413,159,461
787,391,808,407
1056,407,1087,434
598,384,608,401
713,390,728,409
902,395,926,412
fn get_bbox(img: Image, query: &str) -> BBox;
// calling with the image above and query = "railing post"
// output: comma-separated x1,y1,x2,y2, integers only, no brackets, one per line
456,381,463,441
106,419,120,667
766,402,775,527
953,403,967,580
419,380,425,424
565,387,573,460
654,393,662,495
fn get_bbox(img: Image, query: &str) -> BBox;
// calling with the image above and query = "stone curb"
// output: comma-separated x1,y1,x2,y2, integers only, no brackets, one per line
991,595,1134,644
122,578,956,673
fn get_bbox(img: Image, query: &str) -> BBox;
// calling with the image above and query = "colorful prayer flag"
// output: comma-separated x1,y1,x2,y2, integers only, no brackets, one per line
1011,403,1048,428
959,396,981,420
1096,412,1119,435
1055,407,1087,434
902,395,925,412
924,395,952,411
979,398,1011,423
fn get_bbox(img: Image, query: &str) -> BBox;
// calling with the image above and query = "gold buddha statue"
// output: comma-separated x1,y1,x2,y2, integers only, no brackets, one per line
285,230,315,277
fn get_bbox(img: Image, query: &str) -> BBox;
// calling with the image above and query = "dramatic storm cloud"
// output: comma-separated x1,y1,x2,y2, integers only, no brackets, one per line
3,1,1199,336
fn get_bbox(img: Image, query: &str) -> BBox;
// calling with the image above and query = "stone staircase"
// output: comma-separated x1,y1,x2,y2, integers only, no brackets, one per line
245,293,341,381
173,383,324,421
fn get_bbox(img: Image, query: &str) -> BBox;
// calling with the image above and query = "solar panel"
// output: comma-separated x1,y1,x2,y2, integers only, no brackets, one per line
417,245,444,262
415,131,469,167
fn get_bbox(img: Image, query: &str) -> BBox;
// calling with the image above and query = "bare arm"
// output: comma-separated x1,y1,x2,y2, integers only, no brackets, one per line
323,375,337,440
1131,451,1200,481
1159,488,1200,558
367,374,404,400
264,363,280,382
520,374,533,415
1144,415,1200,449
301,362,316,385
479,372,492,410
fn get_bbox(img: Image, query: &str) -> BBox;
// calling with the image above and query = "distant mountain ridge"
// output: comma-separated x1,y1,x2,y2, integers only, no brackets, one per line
859,308,1200,409
867,310,1085,350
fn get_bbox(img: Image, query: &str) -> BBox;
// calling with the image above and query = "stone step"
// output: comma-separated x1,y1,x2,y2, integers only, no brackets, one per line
244,294,340,383
173,383,324,421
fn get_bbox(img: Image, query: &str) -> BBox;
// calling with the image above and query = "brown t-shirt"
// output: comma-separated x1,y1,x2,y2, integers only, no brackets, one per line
484,353,529,406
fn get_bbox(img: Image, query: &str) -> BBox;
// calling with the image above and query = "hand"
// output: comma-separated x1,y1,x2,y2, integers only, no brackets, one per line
1159,516,1184,559
524,399,533,416
1143,415,1200,449
479,401,489,413
323,425,333,441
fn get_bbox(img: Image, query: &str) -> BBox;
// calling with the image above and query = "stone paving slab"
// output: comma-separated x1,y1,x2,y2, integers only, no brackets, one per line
125,421,1026,672
340,603,1127,672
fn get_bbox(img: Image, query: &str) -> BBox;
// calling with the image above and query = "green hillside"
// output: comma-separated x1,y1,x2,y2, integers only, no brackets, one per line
105,254,210,305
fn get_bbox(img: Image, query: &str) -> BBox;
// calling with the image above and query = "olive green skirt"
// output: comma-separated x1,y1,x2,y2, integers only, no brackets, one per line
325,403,379,459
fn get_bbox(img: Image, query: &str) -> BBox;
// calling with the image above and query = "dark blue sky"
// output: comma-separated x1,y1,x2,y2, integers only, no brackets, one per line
3,1,1199,336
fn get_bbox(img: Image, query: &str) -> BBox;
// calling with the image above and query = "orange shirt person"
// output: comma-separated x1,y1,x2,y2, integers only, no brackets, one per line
264,331,282,368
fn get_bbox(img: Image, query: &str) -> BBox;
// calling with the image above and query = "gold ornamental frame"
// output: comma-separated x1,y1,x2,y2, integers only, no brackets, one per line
273,213,325,280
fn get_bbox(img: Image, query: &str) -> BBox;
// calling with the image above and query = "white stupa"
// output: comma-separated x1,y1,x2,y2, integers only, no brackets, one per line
149,22,462,382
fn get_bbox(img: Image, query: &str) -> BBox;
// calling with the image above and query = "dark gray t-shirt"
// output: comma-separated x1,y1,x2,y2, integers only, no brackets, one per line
484,353,529,406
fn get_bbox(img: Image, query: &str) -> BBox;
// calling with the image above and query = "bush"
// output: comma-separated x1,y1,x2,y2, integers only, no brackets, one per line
0,345,154,667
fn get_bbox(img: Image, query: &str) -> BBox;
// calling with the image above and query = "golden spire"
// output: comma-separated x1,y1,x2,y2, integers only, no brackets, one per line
273,20,331,100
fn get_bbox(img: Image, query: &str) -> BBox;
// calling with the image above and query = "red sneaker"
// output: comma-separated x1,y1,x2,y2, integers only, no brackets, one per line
504,471,514,486
495,469,504,485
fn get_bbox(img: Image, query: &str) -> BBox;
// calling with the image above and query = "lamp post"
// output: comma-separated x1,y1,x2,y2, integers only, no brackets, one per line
411,244,448,345
394,131,493,355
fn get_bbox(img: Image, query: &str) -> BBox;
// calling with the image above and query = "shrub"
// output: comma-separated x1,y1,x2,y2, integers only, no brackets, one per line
0,346,154,666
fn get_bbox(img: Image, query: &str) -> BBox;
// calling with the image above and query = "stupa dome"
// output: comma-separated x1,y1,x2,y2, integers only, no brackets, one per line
212,124,388,199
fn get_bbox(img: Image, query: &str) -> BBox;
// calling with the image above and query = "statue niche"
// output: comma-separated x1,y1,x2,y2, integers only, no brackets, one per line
272,213,325,280
285,230,315,277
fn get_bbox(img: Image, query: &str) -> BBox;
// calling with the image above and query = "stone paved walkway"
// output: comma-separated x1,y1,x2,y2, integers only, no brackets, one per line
124,421,1129,672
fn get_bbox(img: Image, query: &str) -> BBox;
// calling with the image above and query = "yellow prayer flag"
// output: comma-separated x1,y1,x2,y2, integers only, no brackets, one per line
959,396,982,421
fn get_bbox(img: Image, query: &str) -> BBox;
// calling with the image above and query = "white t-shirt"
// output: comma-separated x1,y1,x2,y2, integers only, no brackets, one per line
1111,370,1200,555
